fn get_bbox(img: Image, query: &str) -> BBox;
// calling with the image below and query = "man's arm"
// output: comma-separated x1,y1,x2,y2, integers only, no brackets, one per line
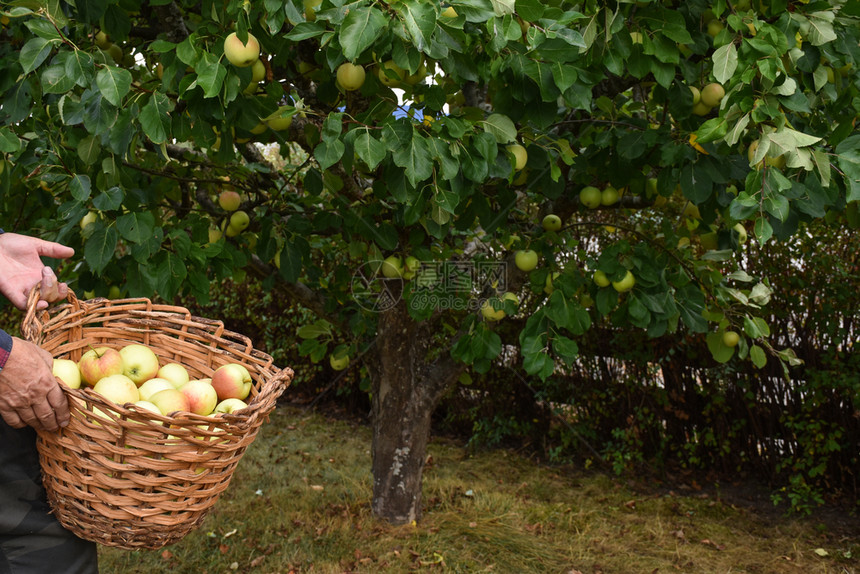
0,231,76,432
0,329,69,431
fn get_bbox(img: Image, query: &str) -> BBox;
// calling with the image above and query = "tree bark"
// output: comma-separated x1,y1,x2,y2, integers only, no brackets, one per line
367,299,464,524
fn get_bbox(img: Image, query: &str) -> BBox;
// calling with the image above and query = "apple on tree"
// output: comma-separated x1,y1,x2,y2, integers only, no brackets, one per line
336,62,366,91
601,186,620,206
223,32,260,68
579,186,601,209
78,347,124,387
506,144,528,171
119,344,160,386
515,250,539,272
330,353,350,371
612,270,636,293
541,214,562,232
402,255,421,280
592,270,611,288
722,331,740,347
381,256,404,279
480,292,518,322
218,190,241,212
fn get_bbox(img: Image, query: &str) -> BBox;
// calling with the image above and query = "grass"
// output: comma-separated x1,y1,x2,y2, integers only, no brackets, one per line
98,404,859,573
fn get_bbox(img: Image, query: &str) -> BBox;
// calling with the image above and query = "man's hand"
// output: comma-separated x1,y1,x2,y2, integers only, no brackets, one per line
0,337,69,432
0,233,75,310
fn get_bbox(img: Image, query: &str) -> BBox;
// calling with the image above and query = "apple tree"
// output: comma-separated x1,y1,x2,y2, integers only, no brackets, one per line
0,0,858,524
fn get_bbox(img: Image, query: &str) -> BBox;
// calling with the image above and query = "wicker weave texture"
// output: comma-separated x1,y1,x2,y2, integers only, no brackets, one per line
23,291,293,549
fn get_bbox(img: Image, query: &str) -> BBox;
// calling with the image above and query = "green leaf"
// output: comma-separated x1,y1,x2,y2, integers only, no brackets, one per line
397,1,436,51
805,11,837,46
471,323,502,360
284,22,327,41
140,92,171,144
69,174,91,201
64,49,95,87
711,43,738,84
393,131,433,186
84,225,119,274
41,64,77,94
314,139,346,171
754,216,773,244
749,344,767,368
353,129,387,170
278,241,303,283
723,112,750,147
19,37,54,74
836,148,860,202
96,66,133,107
552,335,579,364
694,117,728,144
706,332,736,363
297,321,332,339
76,135,100,165
744,315,771,338
340,6,388,61
194,51,227,98
482,113,517,144
156,251,187,300
117,211,155,244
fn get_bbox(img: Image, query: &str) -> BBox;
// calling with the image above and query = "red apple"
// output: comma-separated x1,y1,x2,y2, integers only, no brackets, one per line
78,347,124,387
211,363,252,401
179,379,219,416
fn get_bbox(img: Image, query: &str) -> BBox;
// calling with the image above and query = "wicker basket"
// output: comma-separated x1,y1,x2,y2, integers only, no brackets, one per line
21,288,293,550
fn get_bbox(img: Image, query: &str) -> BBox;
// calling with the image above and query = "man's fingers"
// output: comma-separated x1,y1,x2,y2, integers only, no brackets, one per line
32,400,61,432
0,410,25,429
46,382,70,427
36,239,75,261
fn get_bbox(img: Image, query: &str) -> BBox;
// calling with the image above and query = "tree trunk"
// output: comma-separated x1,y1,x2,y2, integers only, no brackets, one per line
368,300,464,524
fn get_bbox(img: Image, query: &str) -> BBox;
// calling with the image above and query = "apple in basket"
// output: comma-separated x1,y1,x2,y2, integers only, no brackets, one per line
149,388,191,416
157,362,190,388
120,344,160,385
92,374,140,405
138,378,176,402
214,398,249,415
211,364,252,401
179,379,219,416
52,358,82,389
78,347,124,387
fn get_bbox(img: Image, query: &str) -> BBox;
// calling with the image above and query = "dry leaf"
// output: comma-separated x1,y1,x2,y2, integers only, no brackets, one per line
310,484,324,491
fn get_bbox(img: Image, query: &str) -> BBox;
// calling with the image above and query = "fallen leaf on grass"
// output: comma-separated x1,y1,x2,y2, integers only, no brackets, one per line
160,550,173,561
310,484,324,491
700,539,726,551
814,548,829,557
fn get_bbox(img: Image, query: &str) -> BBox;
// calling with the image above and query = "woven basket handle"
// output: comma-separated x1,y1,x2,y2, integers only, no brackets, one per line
21,285,82,345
